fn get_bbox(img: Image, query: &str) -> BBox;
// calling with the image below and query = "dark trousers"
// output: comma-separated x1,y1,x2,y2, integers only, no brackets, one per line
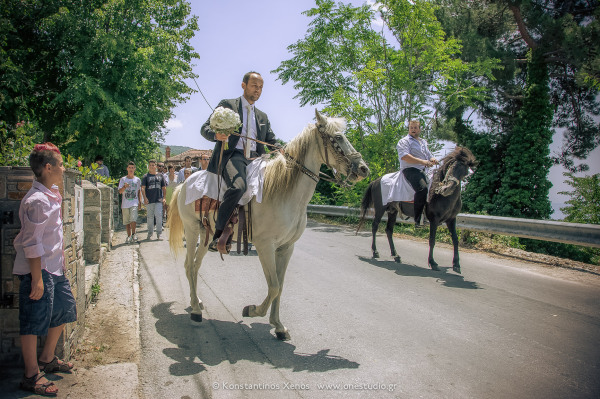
402,167,428,224
216,150,250,232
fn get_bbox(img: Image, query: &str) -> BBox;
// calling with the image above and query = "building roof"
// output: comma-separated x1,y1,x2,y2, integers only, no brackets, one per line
166,149,212,163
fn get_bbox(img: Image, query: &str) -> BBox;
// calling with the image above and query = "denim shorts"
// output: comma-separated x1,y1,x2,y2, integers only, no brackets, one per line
18,270,77,336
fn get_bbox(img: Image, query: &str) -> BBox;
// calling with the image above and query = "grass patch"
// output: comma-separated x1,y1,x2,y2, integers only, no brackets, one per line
91,282,101,302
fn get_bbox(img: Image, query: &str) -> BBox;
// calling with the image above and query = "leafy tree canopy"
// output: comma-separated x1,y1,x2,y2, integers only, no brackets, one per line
274,0,497,179
559,172,600,224
0,0,199,176
435,0,600,172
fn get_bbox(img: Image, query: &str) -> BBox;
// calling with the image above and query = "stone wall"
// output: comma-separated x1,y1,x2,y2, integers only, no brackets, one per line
97,182,113,247
0,167,85,365
82,181,102,264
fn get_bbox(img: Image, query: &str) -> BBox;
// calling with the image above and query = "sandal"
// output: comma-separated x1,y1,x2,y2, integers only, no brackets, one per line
39,355,74,373
19,372,58,397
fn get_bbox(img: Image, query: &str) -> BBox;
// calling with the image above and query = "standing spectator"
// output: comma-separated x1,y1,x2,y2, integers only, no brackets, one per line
183,167,193,180
94,155,110,178
13,143,77,396
200,154,210,170
157,162,168,182
142,160,166,240
118,162,142,243
177,156,197,183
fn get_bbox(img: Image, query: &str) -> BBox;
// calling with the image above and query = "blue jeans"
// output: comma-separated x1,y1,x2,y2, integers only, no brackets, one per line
146,202,163,237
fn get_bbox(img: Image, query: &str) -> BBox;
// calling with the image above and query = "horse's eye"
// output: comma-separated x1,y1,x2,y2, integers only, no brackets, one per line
335,135,343,141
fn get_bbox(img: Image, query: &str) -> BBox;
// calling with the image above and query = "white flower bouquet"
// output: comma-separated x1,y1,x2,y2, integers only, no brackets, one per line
210,106,242,150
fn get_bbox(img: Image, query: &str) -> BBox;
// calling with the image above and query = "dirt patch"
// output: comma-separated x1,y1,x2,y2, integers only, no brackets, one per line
72,231,140,369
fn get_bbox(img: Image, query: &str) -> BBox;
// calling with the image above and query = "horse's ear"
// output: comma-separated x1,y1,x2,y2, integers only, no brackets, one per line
315,109,327,127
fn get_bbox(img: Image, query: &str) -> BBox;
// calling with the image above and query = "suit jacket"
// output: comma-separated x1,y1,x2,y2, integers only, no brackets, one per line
201,97,277,175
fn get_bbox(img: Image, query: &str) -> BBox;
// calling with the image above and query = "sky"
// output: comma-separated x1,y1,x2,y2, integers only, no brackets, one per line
164,0,599,219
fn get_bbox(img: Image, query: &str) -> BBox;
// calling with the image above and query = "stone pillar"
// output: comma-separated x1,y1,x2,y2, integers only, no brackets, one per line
96,182,113,247
82,180,102,264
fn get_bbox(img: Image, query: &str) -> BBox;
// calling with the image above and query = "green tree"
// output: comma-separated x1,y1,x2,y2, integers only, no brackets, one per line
0,120,43,166
559,173,600,224
274,0,496,204
494,50,554,218
0,0,198,175
433,0,599,218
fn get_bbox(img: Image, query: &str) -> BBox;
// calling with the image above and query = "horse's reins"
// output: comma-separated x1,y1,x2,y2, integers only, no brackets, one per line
221,126,358,187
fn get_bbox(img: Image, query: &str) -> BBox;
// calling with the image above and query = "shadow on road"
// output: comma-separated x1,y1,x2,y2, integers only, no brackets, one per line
357,256,480,289
151,302,360,377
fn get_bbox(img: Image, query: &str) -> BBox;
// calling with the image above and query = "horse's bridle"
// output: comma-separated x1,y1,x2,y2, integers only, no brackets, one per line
313,123,362,187
226,121,360,187
434,162,462,195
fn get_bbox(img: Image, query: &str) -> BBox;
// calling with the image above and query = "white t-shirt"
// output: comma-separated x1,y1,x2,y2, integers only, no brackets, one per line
118,176,142,208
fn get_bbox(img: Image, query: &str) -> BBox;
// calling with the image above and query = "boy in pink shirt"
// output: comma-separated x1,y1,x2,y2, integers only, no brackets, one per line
12,143,77,396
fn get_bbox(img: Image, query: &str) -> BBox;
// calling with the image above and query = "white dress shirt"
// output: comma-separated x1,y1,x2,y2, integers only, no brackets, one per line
236,96,257,153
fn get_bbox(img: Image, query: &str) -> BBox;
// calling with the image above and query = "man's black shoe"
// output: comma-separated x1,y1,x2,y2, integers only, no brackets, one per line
208,238,219,252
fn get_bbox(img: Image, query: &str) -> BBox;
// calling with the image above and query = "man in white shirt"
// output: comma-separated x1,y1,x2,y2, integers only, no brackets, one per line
396,120,438,228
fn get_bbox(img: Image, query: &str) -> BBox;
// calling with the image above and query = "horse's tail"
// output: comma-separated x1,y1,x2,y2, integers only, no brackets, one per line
168,184,184,256
356,178,377,234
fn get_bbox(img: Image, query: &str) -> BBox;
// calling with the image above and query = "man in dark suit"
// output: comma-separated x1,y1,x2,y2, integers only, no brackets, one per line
201,71,278,252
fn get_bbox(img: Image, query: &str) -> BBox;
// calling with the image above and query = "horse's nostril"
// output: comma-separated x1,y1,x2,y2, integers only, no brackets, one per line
360,166,369,175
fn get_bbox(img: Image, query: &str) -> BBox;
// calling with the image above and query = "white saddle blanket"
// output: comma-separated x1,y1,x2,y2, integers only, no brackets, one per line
380,169,435,206
184,158,267,206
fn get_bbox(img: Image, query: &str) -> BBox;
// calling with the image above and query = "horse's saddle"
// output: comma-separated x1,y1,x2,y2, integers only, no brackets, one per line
195,196,251,258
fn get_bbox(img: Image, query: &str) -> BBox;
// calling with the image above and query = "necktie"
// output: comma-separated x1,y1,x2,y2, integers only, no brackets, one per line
245,105,252,159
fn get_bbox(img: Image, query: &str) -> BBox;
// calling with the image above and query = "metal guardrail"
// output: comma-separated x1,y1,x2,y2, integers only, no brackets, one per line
306,204,600,248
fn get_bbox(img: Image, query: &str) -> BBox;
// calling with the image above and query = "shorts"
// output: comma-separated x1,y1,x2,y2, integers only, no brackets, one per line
18,270,77,336
122,206,138,225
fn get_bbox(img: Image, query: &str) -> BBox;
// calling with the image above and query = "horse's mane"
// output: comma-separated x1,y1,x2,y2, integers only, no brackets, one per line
429,146,476,198
262,117,347,202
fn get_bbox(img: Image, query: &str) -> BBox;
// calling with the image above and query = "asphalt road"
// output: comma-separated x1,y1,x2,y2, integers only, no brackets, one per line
137,220,600,399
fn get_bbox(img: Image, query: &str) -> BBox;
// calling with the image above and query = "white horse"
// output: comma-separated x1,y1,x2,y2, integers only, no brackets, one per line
168,110,369,340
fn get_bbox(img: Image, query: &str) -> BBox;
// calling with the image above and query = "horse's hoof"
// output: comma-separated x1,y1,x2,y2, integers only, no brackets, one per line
394,255,401,263
373,251,379,259
453,266,461,274
429,262,440,271
242,305,251,317
190,313,202,322
275,331,291,341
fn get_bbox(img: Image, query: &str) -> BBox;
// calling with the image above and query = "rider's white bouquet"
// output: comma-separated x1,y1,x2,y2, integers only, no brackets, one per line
210,106,241,150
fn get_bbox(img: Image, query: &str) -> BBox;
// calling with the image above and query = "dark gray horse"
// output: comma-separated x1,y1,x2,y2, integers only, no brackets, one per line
357,147,477,273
